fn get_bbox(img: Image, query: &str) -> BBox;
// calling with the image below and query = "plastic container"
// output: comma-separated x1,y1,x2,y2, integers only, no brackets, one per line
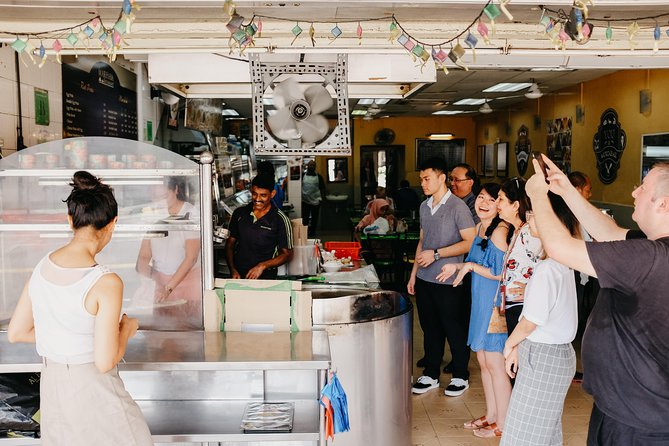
324,241,361,260
287,245,319,276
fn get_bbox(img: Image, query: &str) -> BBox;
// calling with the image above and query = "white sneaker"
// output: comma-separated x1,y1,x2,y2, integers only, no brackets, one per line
444,378,469,397
412,375,439,394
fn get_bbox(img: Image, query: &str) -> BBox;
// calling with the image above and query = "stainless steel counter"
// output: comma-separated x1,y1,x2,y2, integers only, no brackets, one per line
0,330,330,373
0,331,330,445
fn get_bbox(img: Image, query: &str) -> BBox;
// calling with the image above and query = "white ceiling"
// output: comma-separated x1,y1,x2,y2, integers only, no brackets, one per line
3,0,669,116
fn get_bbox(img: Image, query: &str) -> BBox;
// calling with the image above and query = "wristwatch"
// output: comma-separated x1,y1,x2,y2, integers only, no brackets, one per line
433,249,440,261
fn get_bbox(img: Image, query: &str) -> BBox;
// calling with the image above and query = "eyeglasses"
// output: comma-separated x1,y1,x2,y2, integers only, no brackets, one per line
448,177,471,183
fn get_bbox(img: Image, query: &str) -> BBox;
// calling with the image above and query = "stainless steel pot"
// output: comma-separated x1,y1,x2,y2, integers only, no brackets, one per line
309,287,413,446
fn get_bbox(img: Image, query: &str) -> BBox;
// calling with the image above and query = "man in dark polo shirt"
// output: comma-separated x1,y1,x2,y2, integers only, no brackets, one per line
226,174,293,280
526,156,669,445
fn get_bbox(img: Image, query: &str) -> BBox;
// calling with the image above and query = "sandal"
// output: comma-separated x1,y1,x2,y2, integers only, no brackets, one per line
473,422,502,438
463,415,491,430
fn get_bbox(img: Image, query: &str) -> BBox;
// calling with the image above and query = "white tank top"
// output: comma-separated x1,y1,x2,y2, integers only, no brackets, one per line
29,253,111,364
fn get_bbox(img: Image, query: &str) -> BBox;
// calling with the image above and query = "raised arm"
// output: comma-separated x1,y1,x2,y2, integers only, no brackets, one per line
527,159,597,277
543,155,627,242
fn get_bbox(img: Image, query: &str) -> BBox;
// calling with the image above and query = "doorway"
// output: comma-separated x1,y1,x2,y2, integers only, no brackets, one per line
360,145,405,204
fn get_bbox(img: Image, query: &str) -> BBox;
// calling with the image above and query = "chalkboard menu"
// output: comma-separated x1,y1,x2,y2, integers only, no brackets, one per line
62,60,138,139
415,138,466,170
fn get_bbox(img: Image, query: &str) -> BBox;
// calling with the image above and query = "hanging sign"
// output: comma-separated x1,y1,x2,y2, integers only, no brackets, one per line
593,108,626,184
515,125,531,176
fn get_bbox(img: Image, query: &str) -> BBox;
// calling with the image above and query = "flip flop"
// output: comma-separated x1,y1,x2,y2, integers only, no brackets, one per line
464,415,491,430
473,422,502,438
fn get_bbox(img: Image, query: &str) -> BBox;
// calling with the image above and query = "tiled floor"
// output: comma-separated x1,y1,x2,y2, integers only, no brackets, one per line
410,296,593,446
315,227,592,445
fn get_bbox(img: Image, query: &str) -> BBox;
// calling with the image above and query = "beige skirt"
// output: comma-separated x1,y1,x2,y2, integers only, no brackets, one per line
40,359,153,446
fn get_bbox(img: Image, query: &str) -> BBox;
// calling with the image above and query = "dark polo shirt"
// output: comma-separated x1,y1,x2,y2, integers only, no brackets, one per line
229,203,293,279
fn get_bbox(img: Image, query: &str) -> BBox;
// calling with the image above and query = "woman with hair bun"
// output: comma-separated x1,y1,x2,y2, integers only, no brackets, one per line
8,171,153,446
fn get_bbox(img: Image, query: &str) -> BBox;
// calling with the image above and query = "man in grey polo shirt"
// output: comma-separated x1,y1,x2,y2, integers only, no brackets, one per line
408,157,476,396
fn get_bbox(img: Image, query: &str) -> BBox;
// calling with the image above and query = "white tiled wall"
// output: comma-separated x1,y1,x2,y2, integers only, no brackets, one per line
0,46,159,158
0,45,62,157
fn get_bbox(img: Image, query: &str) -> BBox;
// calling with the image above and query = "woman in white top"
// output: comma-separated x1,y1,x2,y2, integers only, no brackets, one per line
136,177,201,330
500,193,580,446
8,171,153,446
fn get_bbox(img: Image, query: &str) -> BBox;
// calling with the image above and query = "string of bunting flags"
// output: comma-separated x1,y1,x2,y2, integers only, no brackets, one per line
4,0,669,70
222,0,669,74
2,0,140,67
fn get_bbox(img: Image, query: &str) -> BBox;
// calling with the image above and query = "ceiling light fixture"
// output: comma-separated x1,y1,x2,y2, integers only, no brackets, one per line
525,83,543,99
454,98,487,106
483,82,532,93
427,133,454,140
479,102,493,114
432,110,464,115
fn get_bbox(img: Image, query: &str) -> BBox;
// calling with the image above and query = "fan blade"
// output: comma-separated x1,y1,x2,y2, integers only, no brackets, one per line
272,77,304,110
268,107,301,141
297,114,329,143
304,85,333,115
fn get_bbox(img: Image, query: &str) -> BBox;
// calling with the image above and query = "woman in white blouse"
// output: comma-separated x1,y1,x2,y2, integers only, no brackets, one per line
496,177,543,335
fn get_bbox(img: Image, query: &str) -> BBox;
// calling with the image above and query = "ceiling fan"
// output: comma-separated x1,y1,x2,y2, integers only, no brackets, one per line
479,100,493,114
524,83,543,99
495,82,575,100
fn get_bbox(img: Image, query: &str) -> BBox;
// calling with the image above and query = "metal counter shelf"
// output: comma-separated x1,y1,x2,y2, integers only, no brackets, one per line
139,399,320,443
0,331,330,445
0,331,330,373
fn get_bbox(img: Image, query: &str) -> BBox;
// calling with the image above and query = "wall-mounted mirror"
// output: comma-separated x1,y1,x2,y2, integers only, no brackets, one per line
327,157,349,183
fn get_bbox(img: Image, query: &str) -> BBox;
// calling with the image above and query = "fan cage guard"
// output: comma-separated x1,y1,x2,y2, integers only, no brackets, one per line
250,53,351,155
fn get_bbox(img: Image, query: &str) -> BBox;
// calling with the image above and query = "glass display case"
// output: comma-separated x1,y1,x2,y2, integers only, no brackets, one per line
0,137,210,331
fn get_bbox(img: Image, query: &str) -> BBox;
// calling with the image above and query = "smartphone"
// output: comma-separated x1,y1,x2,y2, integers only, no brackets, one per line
532,151,549,184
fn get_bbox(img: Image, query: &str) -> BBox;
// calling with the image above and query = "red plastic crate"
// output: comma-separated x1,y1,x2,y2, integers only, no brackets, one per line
323,241,362,260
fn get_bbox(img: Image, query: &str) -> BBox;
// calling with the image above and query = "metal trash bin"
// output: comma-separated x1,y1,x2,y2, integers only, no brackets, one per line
310,288,413,446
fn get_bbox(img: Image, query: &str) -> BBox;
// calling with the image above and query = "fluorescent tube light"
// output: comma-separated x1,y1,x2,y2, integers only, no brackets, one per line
453,98,487,106
483,82,533,93
427,133,454,139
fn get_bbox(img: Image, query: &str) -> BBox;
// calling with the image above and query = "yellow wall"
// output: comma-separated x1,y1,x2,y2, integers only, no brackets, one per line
476,69,669,206
320,116,477,204
316,68,669,208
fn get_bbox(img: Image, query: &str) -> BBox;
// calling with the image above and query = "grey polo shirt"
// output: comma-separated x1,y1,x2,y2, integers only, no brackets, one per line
416,192,475,285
